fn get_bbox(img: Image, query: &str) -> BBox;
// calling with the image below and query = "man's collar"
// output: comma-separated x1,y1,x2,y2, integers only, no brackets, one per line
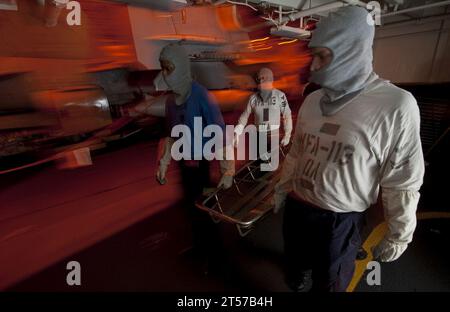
258,89,274,101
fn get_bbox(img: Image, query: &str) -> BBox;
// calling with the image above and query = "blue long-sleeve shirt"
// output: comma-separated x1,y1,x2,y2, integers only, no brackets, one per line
165,81,227,160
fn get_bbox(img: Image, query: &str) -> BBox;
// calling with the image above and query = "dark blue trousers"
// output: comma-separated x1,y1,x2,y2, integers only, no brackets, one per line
179,160,223,261
283,193,364,292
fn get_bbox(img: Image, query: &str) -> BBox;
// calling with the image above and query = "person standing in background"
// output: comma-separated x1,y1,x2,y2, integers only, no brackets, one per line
234,68,293,161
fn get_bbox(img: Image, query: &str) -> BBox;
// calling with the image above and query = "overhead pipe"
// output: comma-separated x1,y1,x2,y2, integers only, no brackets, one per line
382,13,450,28
220,0,450,32
382,0,450,18
284,1,367,22
285,1,347,21
245,0,366,31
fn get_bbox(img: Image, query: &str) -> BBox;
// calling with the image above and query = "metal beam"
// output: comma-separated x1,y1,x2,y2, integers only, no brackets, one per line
382,0,450,18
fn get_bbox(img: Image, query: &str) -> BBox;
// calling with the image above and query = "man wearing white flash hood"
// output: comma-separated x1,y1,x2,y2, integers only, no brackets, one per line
234,68,293,155
274,6,424,292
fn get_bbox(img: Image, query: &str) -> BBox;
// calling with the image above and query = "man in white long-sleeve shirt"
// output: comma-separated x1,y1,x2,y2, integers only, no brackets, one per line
274,6,425,292
234,68,293,159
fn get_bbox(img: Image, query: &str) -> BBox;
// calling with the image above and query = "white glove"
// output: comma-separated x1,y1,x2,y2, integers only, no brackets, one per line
218,174,233,189
372,238,408,262
280,135,291,147
233,125,245,148
233,132,240,148
218,156,235,190
272,191,287,214
156,164,168,185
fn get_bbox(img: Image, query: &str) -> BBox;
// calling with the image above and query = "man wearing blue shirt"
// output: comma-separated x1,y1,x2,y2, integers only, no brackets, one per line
156,43,235,272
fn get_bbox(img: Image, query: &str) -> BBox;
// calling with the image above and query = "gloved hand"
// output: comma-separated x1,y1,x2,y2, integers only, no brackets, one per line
156,164,168,185
233,125,245,148
218,174,233,189
272,191,287,214
372,238,408,262
280,135,291,147
233,132,240,148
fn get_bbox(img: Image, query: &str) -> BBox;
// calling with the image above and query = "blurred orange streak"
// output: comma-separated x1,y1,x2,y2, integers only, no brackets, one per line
250,37,270,43
278,39,299,45
212,89,253,111
216,5,242,31
145,34,226,44
249,42,269,48
253,46,273,51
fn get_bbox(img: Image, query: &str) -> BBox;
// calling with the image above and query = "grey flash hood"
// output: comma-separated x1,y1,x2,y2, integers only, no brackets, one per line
257,67,274,101
308,6,379,116
159,43,193,103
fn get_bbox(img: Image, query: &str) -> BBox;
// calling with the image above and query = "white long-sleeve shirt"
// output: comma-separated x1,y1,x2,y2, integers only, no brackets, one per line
235,89,292,137
276,79,424,243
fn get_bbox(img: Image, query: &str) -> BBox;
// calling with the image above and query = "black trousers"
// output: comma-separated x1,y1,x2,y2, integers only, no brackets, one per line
179,160,222,260
282,194,364,292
